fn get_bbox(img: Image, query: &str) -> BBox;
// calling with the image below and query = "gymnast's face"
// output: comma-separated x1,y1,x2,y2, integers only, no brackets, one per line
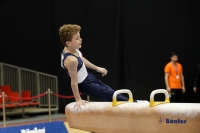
66,32,82,48
171,55,178,63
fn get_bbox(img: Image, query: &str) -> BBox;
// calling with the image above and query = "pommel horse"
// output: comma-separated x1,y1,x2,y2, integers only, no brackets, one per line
65,89,200,133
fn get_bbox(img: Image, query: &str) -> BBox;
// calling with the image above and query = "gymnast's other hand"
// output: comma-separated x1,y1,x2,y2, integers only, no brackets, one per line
96,67,108,77
74,99,88,111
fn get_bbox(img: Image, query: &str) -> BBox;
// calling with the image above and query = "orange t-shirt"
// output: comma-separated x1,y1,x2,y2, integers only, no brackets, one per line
164,62,183,89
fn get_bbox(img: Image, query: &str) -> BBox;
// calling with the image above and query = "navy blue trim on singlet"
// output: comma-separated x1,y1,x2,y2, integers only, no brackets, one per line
62,52,83,74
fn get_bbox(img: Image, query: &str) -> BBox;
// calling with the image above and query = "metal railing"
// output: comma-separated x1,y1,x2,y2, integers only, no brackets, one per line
0,62,58,108
1,89,54,127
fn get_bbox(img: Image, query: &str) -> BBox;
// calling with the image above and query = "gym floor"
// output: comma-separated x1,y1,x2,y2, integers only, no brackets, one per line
0,113,90,133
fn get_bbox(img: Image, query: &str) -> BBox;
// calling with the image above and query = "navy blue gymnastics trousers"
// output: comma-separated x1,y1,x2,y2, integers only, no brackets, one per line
78,72,128,101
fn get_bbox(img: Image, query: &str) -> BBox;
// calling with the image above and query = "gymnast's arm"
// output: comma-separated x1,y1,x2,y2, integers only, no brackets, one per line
64,56,87,109
82,56,107,77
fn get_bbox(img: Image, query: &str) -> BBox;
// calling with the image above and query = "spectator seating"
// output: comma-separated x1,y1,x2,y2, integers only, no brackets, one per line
21,90,40,106
0,85,40,109
0,85,17,109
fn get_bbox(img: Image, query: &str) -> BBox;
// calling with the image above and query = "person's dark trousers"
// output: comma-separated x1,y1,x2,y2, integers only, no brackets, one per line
78,72,128,102
170,89,183,103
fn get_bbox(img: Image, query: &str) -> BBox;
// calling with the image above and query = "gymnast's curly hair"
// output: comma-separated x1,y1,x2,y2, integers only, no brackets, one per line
59,24,81,46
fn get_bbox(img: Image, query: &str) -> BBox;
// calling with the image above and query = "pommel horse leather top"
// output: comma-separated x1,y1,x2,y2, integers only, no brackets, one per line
65,89,200,133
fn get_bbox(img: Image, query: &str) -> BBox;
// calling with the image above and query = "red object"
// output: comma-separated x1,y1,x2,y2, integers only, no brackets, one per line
21,91,40,106
0,85,11,95
0,94,17,109
8,92,29,107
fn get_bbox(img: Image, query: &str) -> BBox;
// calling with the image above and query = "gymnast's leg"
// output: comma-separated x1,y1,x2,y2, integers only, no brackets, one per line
78,73,128,101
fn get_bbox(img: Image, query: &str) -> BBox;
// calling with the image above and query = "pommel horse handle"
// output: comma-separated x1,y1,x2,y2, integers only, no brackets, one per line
112,89,133,106
149,89,170,107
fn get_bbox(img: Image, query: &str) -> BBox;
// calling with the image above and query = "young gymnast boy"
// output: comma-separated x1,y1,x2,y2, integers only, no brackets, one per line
59,24,128,110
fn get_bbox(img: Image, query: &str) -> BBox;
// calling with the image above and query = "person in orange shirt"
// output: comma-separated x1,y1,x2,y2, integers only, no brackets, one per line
164,52,186,102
